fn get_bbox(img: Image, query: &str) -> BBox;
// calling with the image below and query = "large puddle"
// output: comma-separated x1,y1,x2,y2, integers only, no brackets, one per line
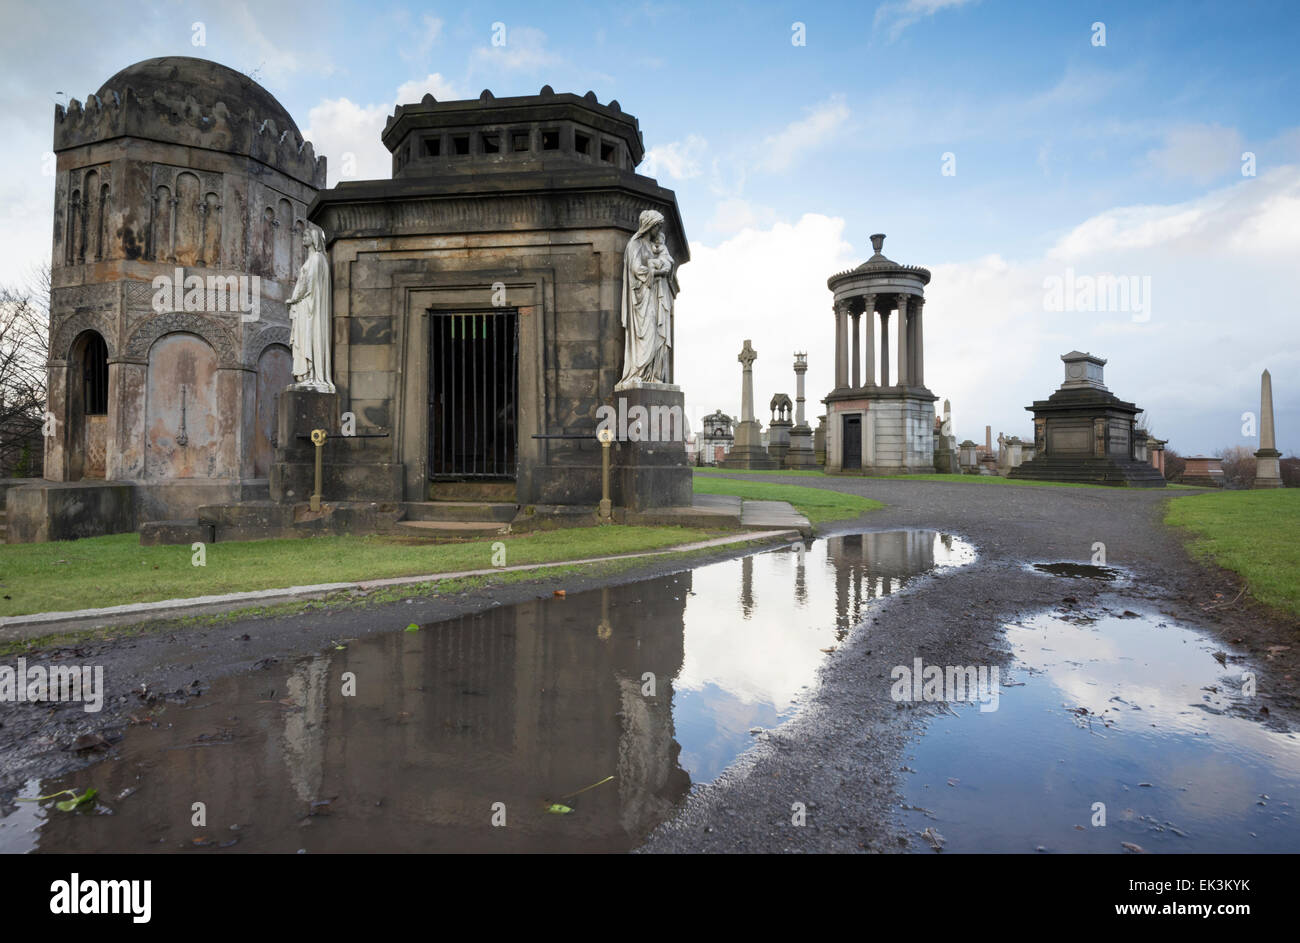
899,611,1300,852
2,530,972,853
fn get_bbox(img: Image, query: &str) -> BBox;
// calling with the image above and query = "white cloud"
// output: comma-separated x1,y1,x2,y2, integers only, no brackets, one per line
469,26,563,73
706,198,778,234
758,96,849,173
643,134,708,180
1146,123,1244,184
303,74,461,186
874,0,979,42
676,214,857,424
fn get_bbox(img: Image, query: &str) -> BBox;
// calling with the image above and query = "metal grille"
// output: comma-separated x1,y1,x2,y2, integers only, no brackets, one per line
428,310,518,479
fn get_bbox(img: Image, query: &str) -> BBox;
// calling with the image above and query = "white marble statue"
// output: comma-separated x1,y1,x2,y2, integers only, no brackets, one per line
287,224,335,393
616,209,676,389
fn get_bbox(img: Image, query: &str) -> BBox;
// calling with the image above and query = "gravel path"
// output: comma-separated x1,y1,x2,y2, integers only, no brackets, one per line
637,475,1300,853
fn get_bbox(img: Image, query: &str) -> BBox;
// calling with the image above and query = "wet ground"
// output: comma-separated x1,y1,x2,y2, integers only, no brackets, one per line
899,610,1299,852
2,531,971,853
3,477,1297,853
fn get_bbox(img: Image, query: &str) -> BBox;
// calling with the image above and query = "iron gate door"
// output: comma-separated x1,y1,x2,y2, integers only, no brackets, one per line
842,414,862,470
428,310,518,479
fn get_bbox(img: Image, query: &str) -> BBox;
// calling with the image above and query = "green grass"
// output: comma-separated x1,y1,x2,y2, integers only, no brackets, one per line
1165,489,1300,617
692,474,881,523
0,533,783,656
0,526,734,618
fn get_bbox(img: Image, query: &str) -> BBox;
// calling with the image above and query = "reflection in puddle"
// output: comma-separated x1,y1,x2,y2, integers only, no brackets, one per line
900,612,1300,852
3,530,971,853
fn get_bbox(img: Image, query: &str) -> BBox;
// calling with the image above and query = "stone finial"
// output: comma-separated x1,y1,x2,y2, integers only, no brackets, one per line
738,339,757,366
479,89,494,101
869,233,886,258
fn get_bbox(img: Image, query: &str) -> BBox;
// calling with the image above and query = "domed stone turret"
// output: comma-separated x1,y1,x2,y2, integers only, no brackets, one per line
35,56,324,530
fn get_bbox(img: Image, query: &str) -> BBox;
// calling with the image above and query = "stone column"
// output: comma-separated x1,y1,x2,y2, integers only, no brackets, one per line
863,294,877,386
738,339,757,422
1254,368,1283,488
879,310,890,387
912,297,925,386
851,311,861,389
793,354,807,425
833,304,847,389
896,294,909,387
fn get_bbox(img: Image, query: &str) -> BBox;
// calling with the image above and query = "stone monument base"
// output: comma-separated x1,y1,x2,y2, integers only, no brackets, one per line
270,387,339,503
1254,448,1284,489
720,419,778,469
1009,456,1166,487
611,385,691,510
785,426,817,468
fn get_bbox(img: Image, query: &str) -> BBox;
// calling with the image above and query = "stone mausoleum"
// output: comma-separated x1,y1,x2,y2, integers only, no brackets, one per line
822,234,936,475
11,56,693,542
9,57,324,542
1008,351,1165,487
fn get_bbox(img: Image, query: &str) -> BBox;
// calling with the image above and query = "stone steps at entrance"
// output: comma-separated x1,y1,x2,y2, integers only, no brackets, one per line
403,501,517,523
395,520,511,538
429,480,517,502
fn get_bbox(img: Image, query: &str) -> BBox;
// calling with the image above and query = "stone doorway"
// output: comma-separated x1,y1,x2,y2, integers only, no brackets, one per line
68,330,108,480
842,414,862,470
427,310,518,483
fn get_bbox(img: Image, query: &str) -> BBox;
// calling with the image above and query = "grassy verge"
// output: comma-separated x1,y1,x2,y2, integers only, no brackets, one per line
0,526,735,618
691,474,881,523
1165,489,1300,617
0,534,782,656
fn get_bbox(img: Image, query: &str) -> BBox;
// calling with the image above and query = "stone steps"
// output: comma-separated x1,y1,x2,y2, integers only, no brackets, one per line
395,519,511,538
403,501,517,523
428,480,517,502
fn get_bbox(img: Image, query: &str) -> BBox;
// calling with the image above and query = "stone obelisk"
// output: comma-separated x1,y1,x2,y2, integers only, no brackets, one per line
1254,368,1283,488
720,339,777,469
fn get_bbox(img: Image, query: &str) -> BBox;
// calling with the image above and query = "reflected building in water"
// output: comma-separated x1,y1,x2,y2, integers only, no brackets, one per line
826,531,957,639
31,577,693,853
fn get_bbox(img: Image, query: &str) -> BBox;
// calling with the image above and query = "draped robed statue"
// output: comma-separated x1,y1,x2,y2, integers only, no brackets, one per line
616,209,676,389
287,224,335,393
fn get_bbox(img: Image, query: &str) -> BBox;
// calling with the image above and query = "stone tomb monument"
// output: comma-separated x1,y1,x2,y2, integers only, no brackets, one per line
7,56,326,543
1008,351,1165,487
767,393,793,465
823,234,937,475
785,353,817,468
11,61,700,542
1254,368,1283,489
720,340,777,469
933,399,958,473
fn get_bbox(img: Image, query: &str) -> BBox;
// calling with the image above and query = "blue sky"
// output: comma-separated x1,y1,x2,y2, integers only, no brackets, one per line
2,0,1298,454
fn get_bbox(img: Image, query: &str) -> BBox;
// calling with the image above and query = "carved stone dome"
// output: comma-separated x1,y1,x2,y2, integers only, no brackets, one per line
96,56,301,138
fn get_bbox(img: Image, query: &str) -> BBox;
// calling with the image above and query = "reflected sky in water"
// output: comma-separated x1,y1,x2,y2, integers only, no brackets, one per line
900,612,1300,853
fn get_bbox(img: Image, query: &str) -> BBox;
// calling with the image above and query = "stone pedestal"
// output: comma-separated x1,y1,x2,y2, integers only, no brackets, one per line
934,434,959,474
786,424,817,468
271,387,341,503
767,418,792,466
1255,448,1283,489
958,439,978,473
720,420,778,469
611,384,691,510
